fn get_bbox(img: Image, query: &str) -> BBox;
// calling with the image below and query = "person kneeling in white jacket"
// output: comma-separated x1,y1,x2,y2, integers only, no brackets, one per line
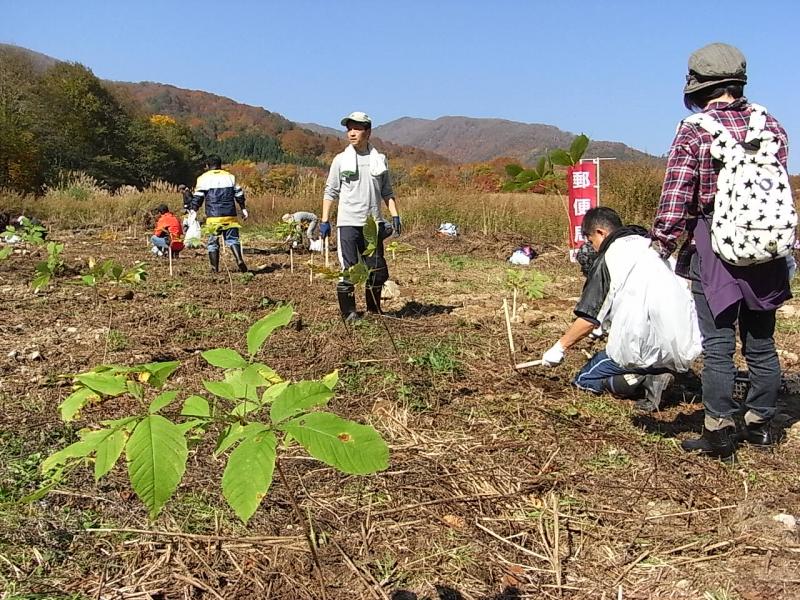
539,207,702,411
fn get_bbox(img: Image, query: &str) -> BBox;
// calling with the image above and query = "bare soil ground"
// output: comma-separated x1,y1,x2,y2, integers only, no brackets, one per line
1,228,800,600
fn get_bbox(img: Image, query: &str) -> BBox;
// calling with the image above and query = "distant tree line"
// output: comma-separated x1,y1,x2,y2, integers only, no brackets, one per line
0,50,324,193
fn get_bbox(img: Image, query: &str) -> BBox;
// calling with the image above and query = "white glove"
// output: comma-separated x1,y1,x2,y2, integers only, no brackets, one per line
241,208,249,220
187,210,197,223
541,342,565,367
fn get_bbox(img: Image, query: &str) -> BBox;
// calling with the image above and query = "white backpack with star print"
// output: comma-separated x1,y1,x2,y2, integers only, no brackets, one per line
685,104,796,266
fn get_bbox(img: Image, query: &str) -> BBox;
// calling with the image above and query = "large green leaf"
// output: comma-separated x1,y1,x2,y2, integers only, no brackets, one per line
549,148,574,167
181,395,210,417
221,428,277,523
230,399,262,417
321,370,339,390
246,305,294,357
270,381,333,424
252,362,283,384
201,348,248,369
126,415,188,519
203,380,240,401
241,364,269,387
141,361,180,388
261,381,290,404
346,262,370,286
363,216,378,257
59,387,100,422
149,390,179,414
569,134,590,162
215,422,265,456
282,412,389,474
94,428,128,480
76,373,127,396
41,429,107,473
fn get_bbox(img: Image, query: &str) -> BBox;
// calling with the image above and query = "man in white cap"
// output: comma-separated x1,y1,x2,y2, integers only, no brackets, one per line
320,111,401,320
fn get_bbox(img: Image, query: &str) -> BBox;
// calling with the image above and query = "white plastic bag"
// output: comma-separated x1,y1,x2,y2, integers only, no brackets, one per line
184,218,202,247
600,236,701,372
309,239,323,253
508,250,531,265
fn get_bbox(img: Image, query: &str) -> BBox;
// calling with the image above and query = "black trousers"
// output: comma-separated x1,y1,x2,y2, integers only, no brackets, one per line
336,224,389,292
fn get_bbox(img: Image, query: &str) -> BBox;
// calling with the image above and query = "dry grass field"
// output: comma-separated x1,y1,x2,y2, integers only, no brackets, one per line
1,188,800,599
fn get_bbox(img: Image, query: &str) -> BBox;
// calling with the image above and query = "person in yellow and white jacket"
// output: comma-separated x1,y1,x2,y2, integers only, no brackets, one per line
188,155,249,272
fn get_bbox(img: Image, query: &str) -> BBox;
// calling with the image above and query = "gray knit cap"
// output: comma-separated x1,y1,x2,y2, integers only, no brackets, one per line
684,43,747,94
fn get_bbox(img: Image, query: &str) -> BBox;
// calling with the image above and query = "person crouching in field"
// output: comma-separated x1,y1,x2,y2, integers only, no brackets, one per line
538,207,703,411
188,155,249,273
320,112,402,320
150,204,184,258
282,211,320,250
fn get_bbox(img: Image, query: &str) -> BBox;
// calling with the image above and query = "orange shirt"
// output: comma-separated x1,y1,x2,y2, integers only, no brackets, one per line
154,212,184,251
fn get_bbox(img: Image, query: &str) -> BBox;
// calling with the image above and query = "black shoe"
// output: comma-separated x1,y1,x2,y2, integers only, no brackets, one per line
208,249,220,272
681,427,737,463
365,286,383,314
737,420,778,447
336,283,359,322
640,373,673,411
230,244,248,272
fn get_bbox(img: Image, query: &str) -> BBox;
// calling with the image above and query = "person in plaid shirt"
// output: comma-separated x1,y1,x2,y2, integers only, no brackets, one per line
651,43,792,463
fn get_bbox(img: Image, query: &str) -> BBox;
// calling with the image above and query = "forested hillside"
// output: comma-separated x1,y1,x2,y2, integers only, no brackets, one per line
0,45,449,194
0,45,202,192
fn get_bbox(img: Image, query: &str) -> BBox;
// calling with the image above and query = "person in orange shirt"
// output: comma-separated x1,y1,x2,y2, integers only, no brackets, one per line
150,204,184,257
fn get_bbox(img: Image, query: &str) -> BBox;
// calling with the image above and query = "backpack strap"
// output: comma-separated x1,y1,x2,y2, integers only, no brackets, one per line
684,112,731,140
684,112,741,162
745,103,768,143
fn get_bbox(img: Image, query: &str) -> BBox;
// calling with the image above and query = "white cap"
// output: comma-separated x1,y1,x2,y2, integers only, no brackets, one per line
340,111,372,126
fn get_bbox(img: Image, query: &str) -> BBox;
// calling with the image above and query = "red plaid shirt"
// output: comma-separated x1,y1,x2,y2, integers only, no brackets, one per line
650,98,789,276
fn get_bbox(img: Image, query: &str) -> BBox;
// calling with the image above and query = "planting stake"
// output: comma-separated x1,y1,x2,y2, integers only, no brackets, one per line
514,359,544,370
324,238,330,268
168,247,173,277
503,298,516,356
426,247,431,269
290,248,294,273
512,288,517,319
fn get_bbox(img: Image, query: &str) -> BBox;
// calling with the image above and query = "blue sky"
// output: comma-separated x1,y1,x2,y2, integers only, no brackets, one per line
2,0,798,171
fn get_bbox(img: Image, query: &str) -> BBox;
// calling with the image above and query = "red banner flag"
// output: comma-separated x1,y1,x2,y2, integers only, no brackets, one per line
566,160,598,259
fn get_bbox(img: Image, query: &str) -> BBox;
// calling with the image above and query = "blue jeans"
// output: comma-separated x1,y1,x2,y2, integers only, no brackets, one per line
151,236,169,251
690,254,780,423
573,350,667,396
207,227,240,253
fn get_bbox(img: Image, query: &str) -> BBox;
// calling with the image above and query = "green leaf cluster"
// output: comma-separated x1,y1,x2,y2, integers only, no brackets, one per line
39,306,389,523
31,241,64,292
505,268,550,300
80,258,148,287
502,134,591,192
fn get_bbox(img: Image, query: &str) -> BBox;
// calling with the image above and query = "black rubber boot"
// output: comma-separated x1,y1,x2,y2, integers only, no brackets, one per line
230,244,248,272
736,419,777,447
681,427,737,463
365,286,383,314
336,282,360,322
208,249,220,273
